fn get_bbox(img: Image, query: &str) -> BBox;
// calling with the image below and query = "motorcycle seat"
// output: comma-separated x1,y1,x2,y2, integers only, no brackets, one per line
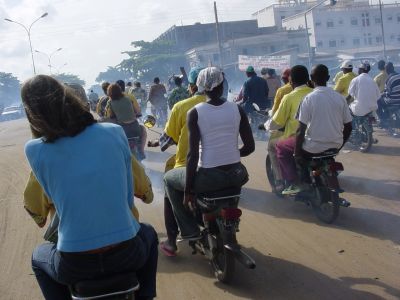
198,187,242,200
308,149,338,160
71,272,139,299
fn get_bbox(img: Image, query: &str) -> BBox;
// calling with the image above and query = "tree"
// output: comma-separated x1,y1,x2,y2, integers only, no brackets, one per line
95,66,132,84
0,72,21,109
118,40,187,83
53,73,85,86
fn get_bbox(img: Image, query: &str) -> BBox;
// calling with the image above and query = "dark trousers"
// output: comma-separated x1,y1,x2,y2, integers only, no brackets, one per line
32,223,158,300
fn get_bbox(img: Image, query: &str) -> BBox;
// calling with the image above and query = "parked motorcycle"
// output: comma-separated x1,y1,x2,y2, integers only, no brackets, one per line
253,105,350,224
144,115,256,283
346,112,377,152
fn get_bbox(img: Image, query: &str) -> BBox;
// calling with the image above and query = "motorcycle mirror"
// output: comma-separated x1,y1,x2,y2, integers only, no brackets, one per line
252,103,260,111
143,115,156,128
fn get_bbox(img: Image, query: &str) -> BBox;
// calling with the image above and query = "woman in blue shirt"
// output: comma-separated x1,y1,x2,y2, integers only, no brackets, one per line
22,75,158,300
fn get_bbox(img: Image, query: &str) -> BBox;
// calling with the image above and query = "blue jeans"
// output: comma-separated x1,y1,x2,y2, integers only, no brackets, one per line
165,163,248,238
32,223,158,300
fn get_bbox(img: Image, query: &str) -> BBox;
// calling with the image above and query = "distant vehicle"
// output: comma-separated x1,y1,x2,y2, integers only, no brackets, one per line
0,104,25,122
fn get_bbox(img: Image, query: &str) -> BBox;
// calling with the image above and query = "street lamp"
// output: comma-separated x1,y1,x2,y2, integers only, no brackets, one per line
304,0,336,70
4,12,48,75
378,0,387,59
35,48,63,74
55,63,68,74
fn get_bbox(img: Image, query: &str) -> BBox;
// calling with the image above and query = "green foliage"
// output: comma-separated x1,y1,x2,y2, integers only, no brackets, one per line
53,73,85,86
95,66,131,84
118,40,187,82
0,72,21,108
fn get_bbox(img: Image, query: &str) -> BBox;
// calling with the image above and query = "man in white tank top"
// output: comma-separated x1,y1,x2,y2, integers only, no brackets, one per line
166,67,255,240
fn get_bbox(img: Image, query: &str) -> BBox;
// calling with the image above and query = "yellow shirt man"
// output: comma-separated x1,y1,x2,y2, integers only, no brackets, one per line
272,85,313,139
334,72,356,97
374,71,388,93
271,83,293,114
164,94,206,168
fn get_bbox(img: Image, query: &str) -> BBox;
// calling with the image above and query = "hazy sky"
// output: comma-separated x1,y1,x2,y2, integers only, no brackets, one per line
0,0,270,87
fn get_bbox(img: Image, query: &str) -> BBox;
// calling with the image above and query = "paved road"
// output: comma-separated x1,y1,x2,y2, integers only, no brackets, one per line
0,119,399,299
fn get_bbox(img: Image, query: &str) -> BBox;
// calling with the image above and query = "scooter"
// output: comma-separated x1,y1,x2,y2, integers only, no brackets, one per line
144,115,256,283
253,105,350,224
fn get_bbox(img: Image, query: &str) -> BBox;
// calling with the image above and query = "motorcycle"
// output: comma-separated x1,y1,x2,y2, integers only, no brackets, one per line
253,104,350,224
346,112,377,152
43,214,140,299
144,115,256,283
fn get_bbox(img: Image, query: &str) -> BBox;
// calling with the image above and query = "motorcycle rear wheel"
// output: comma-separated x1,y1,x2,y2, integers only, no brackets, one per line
358,124,373,153
312,187,340,224
266,155,283,197
211,233,236,284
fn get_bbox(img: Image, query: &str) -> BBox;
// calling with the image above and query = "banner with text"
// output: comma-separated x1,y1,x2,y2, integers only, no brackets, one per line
238,55,291,72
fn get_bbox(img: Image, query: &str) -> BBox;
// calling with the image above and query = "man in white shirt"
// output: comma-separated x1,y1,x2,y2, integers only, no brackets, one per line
283,64,352,195
348,63,380,117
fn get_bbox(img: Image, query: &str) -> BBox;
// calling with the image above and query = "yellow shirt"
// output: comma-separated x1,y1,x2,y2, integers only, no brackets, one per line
271,83,293,114
272,85,313,139
374,71,388,93
165,94,206,168
334,72,356,97
333,71,343,84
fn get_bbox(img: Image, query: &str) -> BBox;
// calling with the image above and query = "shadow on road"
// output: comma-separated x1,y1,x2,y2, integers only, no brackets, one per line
158,244,392,299
240,188,400,245
367,145,400,157
340,175,400,201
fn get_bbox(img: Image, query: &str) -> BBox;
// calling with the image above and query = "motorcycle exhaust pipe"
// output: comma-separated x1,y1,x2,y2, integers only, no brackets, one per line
224,244,256,269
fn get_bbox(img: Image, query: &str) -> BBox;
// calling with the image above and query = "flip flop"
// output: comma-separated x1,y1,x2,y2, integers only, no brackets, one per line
160,241,177,257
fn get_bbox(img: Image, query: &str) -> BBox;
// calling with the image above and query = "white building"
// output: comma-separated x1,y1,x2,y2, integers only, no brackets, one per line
253,0,314,29
281,0,400,55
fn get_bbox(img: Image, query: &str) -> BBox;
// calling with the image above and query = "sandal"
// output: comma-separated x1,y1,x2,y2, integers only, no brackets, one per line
160,241,177,257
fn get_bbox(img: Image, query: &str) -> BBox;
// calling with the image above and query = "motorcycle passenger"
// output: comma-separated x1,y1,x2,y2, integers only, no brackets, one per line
173,67,254,241
131,81,148,114
22,75,158,300
271,68,292,115
334,60,356,97
377,62,400,127
286,65,353,195
116,80,147,160
243,66,269,131
347,62,380,123
374,60,388,93
273,65,313,194
148,67,205,256
261,68,281,108
96,81,110,118
167,76,189,110
148,77,167,124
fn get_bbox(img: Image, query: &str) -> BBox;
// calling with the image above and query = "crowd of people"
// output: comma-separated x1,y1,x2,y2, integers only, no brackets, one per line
20,58,400,299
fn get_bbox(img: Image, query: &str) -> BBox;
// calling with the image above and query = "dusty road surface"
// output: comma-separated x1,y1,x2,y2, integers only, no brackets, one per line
0,118,399,300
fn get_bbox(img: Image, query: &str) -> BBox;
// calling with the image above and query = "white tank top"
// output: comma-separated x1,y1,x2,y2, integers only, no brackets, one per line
195,101,241,168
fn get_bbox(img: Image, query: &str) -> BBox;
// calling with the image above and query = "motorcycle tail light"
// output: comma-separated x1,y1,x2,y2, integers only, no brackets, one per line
220,208,242,220
203,212,216,222
330,162,344,173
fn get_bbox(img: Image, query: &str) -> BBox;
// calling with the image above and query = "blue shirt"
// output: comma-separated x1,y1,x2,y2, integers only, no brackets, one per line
25,123,140,252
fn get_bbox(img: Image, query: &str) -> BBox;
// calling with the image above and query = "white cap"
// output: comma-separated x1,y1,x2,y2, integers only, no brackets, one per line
340,60,353,69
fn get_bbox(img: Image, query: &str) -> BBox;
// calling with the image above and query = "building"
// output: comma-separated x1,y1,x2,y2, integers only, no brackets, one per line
155,20,272,52
253,0,314,29
281,0,400,55
185,30,307,70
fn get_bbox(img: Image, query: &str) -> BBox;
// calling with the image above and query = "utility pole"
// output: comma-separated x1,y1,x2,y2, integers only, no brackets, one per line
378,0,387,59
214,1,224,68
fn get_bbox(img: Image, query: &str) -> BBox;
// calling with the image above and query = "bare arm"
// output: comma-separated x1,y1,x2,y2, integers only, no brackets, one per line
294,122,307,157
342,122,352,147
238,105,255,157
185,108,200,194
